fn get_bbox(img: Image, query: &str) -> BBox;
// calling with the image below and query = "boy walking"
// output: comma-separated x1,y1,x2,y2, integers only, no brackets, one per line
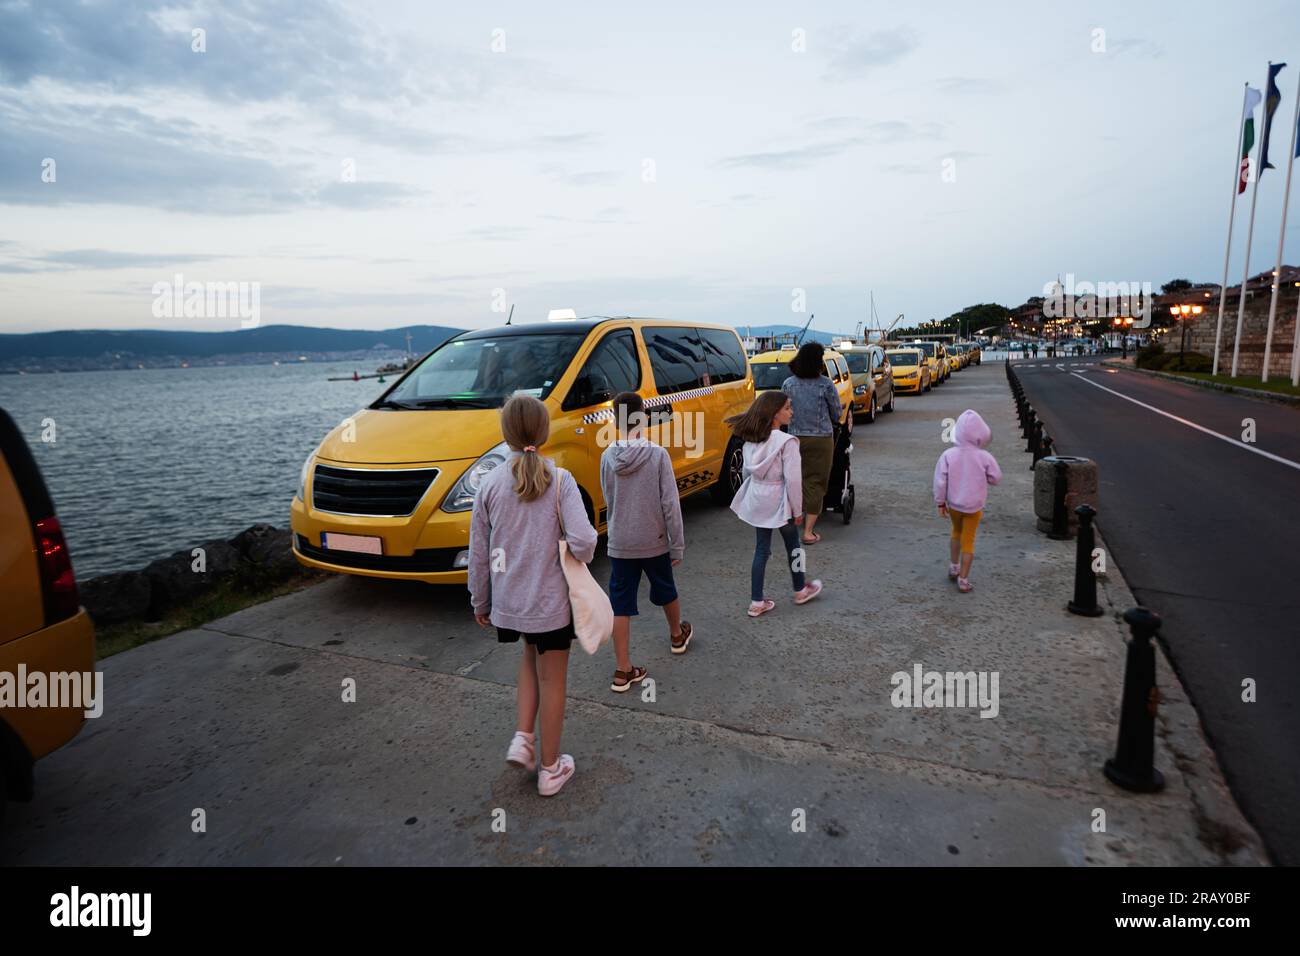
600,391,693,692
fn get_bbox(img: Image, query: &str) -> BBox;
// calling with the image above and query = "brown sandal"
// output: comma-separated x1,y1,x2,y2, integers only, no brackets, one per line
610,665,648,693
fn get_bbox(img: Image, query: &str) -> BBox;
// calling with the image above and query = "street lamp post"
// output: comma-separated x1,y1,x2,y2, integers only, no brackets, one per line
1170,304,1204,365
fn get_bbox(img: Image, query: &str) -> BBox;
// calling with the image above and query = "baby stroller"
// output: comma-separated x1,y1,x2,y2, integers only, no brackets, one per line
822,421,855,523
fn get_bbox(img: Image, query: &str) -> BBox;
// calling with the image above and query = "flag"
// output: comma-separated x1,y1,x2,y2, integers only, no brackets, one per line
1260,62,1286,174
1241,86,1263,193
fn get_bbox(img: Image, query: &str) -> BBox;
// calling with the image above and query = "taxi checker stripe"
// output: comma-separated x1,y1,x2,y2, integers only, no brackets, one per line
580,386,716,425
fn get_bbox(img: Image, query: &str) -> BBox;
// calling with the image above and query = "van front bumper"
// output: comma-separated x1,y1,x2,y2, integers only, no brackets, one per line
290,466,474,585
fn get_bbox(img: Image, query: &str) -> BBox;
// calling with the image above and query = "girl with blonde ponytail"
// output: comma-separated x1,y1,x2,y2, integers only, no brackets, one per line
467,394,598,796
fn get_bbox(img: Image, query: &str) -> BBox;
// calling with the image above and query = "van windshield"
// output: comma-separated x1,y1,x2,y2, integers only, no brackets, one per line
887,352,919,367
382,332,587,407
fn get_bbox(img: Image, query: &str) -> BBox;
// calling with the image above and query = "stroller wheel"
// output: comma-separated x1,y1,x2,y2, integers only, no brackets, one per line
842,484,855,524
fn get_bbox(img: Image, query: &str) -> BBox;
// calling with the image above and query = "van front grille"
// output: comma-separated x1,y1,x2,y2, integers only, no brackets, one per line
311,464,439,516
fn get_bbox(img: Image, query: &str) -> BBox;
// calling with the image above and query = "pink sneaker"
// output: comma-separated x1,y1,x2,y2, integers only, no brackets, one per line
958,577,973,593
794,580,823,605
948,563,960,580
538,754,575,796
506,732,535,772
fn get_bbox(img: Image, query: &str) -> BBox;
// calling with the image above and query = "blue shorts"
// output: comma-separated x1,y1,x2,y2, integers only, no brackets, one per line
608,553,678,617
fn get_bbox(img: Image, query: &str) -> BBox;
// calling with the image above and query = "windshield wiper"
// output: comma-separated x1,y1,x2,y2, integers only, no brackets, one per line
372,399,417,410
411,397,498,409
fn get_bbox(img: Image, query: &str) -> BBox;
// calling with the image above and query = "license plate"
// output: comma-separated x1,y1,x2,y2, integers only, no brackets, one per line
322,533,383,555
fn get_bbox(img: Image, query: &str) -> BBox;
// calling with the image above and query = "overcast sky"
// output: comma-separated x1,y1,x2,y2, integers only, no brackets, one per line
2,0,1299,335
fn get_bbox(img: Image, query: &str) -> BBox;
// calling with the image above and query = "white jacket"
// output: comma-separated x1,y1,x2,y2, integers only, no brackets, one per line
729,431,803,529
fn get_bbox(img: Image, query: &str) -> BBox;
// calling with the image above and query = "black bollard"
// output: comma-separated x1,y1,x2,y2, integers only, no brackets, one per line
1067,504,1103,614
1027,417,1040,453
1023,407,1035,440
1103,608,1165,793
1032,429,1052,469
1048,458,1070,539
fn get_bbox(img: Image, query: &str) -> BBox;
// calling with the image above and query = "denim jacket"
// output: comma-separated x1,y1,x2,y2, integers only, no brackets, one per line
781,375,842,437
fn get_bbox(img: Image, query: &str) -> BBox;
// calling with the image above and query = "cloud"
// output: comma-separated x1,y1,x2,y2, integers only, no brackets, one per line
933,76,1007,95
823,28,919,80
0,246,233,272
1108,38,1164,58
720,120,943,171
539,164,622,186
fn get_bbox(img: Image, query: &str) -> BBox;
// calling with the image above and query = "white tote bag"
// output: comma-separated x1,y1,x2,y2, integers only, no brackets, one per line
554,470,612,655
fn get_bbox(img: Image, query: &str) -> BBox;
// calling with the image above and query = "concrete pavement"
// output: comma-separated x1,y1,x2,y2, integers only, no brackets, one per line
1,364,1267,865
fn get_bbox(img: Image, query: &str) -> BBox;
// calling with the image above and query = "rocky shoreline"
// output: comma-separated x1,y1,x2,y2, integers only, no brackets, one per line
79,524,312,627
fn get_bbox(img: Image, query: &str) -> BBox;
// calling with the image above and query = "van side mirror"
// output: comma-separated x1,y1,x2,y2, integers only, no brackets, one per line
566,374,613,410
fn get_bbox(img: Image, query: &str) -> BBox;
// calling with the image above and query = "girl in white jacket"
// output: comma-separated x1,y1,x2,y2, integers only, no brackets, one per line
726,391,825,617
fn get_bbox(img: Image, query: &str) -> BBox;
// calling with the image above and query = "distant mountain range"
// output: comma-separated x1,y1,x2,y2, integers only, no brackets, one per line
0,325,464,362
0,321,859,373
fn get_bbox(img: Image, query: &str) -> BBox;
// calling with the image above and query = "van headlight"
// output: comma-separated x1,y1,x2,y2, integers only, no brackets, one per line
298,449,316,503
442,442,509,512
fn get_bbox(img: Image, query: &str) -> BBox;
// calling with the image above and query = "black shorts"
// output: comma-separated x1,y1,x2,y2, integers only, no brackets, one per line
496,619,576,654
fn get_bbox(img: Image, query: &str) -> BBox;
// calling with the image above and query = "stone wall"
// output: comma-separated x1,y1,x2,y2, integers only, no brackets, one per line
1185,286,1299,378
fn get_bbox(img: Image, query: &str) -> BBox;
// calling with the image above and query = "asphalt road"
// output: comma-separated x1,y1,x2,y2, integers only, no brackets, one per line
1013,359,1300,865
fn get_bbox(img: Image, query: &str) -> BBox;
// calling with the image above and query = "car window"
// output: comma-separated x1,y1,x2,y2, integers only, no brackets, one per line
843,352,870,374
698,328,747,385
751,362,790,391
835,357,849,380
644,326,707,395
824,358,839,382
563,329,640,409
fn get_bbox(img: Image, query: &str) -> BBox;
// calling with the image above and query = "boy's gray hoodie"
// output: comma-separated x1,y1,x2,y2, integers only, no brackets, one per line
599,439,685,561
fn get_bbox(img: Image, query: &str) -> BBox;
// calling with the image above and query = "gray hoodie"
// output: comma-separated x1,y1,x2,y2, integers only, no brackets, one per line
468,457,597,633
599,439,685,561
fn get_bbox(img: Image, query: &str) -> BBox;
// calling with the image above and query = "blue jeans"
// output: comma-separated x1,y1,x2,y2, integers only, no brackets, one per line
752,522,805,601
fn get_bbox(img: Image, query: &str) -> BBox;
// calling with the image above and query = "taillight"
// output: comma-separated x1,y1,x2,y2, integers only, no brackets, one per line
34,515,79,624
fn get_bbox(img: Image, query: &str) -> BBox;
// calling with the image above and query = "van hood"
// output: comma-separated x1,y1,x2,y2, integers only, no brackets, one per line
315,407,502,464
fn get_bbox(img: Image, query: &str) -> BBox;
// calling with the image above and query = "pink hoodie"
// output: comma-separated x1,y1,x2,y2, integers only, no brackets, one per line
933,409,1002,513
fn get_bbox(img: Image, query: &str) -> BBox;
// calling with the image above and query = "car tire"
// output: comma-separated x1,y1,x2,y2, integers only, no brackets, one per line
711,436,745,505
866,395,876,423
885,390,895,412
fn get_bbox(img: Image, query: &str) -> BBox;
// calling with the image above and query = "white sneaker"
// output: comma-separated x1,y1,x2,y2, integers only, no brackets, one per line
538,754,575,796
506,732,535,772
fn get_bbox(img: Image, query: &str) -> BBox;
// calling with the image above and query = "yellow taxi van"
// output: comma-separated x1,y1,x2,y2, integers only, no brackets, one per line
1,409,95,825
747,345,855,433
291,318,755,585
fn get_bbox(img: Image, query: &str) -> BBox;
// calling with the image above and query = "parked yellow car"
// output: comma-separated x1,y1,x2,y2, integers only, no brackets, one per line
292,318,754,585
946,346,962,374
749,345,855,432
899,341,947,385
838,344,895,423
0,409,95,826
885,348,931,394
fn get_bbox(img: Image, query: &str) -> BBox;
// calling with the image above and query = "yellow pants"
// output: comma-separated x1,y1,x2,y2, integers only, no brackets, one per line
948,508,983,554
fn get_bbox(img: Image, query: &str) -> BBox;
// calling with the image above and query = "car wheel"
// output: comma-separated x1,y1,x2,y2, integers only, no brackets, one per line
885,389,895,412
867,395,876,423
711,436,745,505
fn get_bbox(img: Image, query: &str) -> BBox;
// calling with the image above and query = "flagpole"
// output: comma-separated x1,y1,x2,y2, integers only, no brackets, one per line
1262,71,1300,381
1233,62,1272,378
1215,83,1250,376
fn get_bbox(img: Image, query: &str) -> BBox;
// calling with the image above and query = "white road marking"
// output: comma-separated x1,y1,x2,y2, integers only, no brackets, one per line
1069,372,1300,472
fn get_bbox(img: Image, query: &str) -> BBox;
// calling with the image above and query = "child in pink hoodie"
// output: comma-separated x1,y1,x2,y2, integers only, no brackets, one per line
933,409,1002,593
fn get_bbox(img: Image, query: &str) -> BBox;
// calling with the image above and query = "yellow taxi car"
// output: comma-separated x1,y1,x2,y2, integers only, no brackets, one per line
905,341,948,385
1,409,96,826
748,345,855,433
885,348,932,393
292,318,755,585
838,343,895,423
945,344,963,374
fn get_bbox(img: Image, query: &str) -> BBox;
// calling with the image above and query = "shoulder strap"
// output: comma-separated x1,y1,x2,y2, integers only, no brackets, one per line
553,465,565,535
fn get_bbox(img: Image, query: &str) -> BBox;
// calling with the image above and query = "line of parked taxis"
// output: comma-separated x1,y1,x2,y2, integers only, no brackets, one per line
289,318,981,586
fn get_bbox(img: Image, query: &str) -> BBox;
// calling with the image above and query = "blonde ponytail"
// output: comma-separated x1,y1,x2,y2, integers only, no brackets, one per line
500,394,553,502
